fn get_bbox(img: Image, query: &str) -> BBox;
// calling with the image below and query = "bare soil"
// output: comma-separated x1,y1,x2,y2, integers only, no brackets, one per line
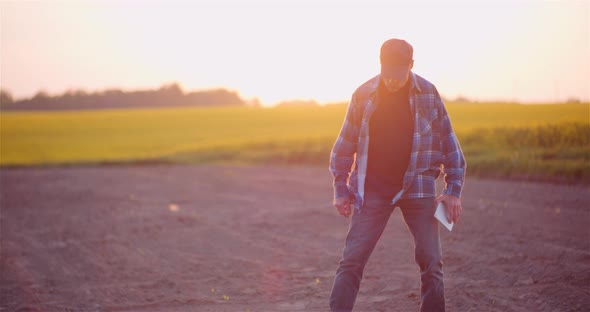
1,165,589,312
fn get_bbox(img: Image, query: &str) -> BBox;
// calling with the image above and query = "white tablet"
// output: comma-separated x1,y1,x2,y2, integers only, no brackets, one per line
434,201,454,231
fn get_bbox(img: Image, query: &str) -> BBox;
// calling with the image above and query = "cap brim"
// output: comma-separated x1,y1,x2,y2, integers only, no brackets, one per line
381,64,410,81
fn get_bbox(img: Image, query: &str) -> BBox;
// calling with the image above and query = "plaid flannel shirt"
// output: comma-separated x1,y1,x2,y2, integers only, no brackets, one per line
329,72,466,211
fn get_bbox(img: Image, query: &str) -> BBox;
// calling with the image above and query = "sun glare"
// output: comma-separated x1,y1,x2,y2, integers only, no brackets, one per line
1,1,588,104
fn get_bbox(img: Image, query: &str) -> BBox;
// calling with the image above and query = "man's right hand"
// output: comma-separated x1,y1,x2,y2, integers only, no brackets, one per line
333,197,353,218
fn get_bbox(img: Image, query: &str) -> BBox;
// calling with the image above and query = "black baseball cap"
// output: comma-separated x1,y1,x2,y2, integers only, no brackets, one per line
380,39,413,81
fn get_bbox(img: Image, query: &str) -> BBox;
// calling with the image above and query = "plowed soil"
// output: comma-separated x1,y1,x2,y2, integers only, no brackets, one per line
1,165,589,311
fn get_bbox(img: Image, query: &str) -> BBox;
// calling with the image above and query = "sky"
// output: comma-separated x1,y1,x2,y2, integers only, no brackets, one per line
1,0,589,105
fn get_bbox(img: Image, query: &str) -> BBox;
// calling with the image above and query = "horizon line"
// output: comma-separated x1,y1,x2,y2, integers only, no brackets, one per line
1,83,589,106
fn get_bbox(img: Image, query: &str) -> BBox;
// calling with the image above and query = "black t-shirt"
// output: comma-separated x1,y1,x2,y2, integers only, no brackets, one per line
365,80,414,200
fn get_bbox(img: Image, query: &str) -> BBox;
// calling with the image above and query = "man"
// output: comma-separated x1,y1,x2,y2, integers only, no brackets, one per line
328,38,466,312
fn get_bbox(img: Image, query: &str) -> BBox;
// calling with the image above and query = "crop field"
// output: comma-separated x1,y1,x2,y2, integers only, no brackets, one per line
1,103,588,182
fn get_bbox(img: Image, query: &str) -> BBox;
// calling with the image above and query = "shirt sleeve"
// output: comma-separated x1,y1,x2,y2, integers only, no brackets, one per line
329,93,361,200
436,92,467,198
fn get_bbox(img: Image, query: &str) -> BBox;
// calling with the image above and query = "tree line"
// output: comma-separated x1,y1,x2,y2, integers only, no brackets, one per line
0,83,256,111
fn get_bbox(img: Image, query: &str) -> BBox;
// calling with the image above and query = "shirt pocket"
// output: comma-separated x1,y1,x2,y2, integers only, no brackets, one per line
417,116,432,135
416,108,438,136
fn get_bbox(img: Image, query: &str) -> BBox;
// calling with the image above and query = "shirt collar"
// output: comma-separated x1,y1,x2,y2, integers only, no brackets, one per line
371,71,422,96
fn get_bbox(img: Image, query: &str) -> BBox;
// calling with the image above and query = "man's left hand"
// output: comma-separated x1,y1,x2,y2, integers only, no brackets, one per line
436,194,462,223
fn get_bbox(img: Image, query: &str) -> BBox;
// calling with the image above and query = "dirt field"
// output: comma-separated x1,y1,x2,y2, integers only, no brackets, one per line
1,165,589,312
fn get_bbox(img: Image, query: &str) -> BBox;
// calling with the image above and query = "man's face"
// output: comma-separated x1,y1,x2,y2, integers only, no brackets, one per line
381,60,414,93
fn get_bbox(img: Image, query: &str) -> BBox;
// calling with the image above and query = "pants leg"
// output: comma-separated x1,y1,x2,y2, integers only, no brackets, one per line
399,197,445,312
329,194,393,312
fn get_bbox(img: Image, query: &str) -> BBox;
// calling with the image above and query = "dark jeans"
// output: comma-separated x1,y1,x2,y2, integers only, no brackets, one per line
329,193,445,312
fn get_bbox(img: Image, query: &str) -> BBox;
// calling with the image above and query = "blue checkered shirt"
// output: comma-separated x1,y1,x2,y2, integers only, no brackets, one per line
329,72,466,211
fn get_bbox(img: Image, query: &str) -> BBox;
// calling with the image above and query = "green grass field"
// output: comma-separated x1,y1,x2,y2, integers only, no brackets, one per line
1,103,589,182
